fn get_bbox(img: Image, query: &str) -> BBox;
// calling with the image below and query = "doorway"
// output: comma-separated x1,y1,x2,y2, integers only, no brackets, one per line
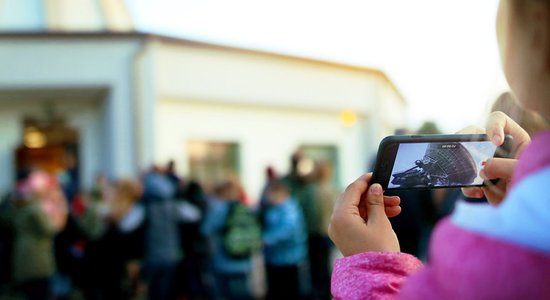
15,117,80,199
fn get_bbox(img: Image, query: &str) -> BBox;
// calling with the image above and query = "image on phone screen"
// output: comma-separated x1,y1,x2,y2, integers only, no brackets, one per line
389,141,497,189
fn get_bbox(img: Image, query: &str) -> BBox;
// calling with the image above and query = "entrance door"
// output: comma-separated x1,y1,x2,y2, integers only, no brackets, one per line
15,117,79,198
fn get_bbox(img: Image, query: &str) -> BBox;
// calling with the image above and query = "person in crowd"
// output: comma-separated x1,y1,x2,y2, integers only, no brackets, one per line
11,170,68,300
53,150,80,205
282,151,316,296
165,160,182,190
89,173,109,204
0,192,14,296
141,169,183,300
175,180,210,300
263,180,308,300
257,166,278,255
50,150,87,299
80,178,145,300
259,166,278,209
283,151,315,217
201,178,255,300
307,160,337,300
329,0,550,298
76,173,112,244
52,205,88,300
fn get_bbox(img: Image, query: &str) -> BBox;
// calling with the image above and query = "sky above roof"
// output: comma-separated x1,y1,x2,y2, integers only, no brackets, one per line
127,0,509,133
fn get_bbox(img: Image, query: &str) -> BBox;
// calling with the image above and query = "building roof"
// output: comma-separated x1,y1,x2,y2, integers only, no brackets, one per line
0,0,405,104
0,30,406,104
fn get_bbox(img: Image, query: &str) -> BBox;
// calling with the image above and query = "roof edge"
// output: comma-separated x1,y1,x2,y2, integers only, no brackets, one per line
0,30,405,104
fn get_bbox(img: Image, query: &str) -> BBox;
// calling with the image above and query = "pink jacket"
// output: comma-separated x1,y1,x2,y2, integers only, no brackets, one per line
332,131,550,299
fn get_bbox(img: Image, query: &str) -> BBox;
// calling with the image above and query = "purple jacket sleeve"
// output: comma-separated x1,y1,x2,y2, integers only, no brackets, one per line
332,219,550,300
331,252,423,300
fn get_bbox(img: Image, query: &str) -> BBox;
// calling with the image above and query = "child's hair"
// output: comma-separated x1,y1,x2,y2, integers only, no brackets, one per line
512,0,550,7
214,179,242,200
511,0,550,17
492,92,550,135
115,179,143,201
267,179,290,195
314,160,333,183
110,179,142,221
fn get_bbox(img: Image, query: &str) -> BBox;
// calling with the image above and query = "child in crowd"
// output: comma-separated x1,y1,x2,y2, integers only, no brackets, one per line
329,0,550,298
12,171,68,300
263,180,307,300
201,179,254,300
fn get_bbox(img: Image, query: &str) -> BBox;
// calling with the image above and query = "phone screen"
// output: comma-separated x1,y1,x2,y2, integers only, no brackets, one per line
388,141,497,189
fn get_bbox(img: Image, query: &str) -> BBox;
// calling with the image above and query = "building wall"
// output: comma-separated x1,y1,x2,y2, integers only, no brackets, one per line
153,41,381,113
0,110,20,193
378,79,408,136
365,77,409,160
0,0,133,31
0,34,406,196
155,99,369,198
0,36,144,190
151,40,406,196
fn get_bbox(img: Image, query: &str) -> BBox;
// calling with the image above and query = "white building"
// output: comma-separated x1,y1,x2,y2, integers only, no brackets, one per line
0,0,407,198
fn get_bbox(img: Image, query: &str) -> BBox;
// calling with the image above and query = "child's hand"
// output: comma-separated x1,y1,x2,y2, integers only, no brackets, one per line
328,173,401,257
461,111,531,205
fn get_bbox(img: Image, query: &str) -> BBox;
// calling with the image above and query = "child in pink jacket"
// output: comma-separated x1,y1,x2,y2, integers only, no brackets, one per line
329,0,550,298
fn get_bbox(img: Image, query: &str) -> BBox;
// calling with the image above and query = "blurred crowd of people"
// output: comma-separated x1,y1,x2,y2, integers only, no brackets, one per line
3,91,539,300
0,152,338,300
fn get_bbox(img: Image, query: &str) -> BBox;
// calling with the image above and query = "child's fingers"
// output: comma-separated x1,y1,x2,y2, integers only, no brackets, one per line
383,196,400,207
486,111,531,155
364,184,387,225
384,196,401,218
360,196,400,220
481,180,507,206
340,173,371,208
480,158,517,180
385,206,402,218
462,187,484,198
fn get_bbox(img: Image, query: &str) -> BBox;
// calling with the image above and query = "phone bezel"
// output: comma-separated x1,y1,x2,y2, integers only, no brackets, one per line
372,134,494,190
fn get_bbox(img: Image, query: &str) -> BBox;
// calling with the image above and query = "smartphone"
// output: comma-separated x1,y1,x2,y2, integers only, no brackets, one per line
372,134,512,190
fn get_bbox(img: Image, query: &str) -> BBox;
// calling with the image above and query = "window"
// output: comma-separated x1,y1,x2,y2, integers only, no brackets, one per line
187,141,240,192
300,144,340,188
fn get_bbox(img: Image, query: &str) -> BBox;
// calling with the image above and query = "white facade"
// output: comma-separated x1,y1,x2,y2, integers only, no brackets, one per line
151,39,406,197
0,33,406,199
0,34,144,191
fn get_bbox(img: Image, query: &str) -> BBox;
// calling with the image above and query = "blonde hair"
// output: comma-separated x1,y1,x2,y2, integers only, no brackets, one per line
110,179,143,221
214,177,242,201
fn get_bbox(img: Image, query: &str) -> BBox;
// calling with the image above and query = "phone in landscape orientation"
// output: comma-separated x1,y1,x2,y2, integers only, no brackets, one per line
372,134,513,190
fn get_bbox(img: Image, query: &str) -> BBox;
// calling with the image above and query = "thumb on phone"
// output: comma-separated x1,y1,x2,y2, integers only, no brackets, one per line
365,184,386,225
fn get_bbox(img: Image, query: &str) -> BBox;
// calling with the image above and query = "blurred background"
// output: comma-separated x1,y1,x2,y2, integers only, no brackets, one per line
0,0,510,299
